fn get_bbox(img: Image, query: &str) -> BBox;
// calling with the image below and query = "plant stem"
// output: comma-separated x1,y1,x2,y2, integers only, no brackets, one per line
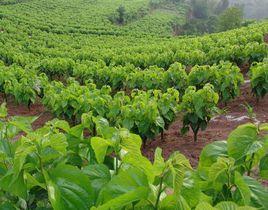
161,131,164,142
247,153,255,176
115,156,119,175
154,176,164,210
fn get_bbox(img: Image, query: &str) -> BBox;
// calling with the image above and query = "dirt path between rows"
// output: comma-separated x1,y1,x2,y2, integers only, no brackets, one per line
142,82,268,166
1,82,268,168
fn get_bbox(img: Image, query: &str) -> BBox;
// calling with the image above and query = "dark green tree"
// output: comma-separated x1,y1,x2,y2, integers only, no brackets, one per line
116,5,126,25
217,6,243,31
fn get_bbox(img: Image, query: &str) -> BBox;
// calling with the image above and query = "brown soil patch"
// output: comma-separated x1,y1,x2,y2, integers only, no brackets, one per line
1,83,267,182
0,95,53,129
142,82,268,167
264,33,268,43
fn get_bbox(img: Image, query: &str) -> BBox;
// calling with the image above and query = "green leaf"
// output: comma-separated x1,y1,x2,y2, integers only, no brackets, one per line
97,167,149,208
0,201,17,210
13,137,36,176
227,123,258,161
243,176,268,209
0,103,7,118
83,164,111,194
120,133,142,155
208,157,233,191
91,137,111,164
52,119,70,132
0,170,27,199
9,116,38,134
153,148,165,176
122,153,154,182
259,154,268,179
199,141,228,169
215,201,238,210
95,187,148,210
234,172,251,205
195,202,215,210
159,194,191,210
165,152,192,195
45,164,95,210
155,116,165,129
42,133,68,155
259,123,268,131
181,171,201,208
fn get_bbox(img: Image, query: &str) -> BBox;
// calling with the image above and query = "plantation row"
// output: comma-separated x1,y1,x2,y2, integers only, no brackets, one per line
0,59,267,142
0,20,267,70
0,0,187,37
0,103,267,209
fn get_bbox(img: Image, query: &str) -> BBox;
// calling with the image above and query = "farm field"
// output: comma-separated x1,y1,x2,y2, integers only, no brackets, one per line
0,0,268,209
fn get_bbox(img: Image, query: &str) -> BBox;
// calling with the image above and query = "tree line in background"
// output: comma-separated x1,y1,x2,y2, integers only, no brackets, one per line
174,0,245,35
110,0,256,35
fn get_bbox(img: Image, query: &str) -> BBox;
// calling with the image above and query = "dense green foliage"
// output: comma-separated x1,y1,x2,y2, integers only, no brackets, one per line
217,7,243,31
250,59,268,100
0,104,267,209
180,84,219,142
0,1,267,209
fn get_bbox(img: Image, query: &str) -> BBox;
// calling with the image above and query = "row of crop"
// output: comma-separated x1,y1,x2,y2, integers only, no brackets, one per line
0,63,216,142
0,60,267,142
1,37,265,71
41,60,244,104
0,104,267,209
250,58,268,101
0,20,267,70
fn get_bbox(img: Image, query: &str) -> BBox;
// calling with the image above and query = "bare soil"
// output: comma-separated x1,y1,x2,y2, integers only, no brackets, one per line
142,82,268,167
0,95,53,129
1,83,268,172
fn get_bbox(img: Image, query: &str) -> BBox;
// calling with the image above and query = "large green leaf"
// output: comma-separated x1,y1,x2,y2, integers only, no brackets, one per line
227,124,258,162
42,133,68,155
91,137,111,164
215,201,256,210
9,116,38,134
0,103,7,118
83,164,111,195
216,201,241,210
165,152,192,195
122,153,154,182
159,194,191,210
198,141,228,178
259,154,268,179
195,201,256,210
93,187,148,210
120,133,142,155
195,202,215,210
199,141,228,168
234,172,251,205
0,170,27,199
153,147,166,177
0,201,17,210
13,137,36,176
181,171,201,208
45,164,95,210
208,157,233,191
243,176,268,210
96,167,149,208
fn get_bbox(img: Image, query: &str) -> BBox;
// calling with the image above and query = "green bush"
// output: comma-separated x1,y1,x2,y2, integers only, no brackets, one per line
250,59,268,100
179,84,219,142
217,6,243,32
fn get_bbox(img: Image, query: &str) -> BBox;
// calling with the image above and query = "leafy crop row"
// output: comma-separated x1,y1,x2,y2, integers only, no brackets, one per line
2,59,267,142
0,104,267,209
250,58,268,101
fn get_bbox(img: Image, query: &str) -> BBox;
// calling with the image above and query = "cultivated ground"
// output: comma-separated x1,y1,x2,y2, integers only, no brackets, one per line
1,81,268,167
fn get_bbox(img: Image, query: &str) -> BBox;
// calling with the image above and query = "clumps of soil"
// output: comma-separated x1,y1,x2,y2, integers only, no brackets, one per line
142,82,268,167
0,95,53,129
